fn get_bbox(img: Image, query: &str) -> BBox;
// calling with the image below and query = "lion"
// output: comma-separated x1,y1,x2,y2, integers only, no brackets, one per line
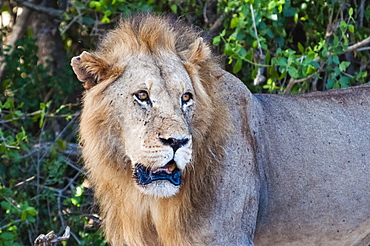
71,14,370,246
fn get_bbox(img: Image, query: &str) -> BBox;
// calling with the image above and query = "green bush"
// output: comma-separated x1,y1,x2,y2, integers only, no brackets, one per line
0,32,105,245
214,0,369,93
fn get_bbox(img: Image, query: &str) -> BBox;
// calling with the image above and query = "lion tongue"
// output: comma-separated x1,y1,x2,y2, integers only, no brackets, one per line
152,162,176,174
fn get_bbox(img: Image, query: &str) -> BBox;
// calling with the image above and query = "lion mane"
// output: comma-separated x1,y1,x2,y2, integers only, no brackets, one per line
72,13,370,246
72,14,231,246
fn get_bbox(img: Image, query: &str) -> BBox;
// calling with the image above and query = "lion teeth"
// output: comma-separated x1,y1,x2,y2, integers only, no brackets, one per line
168,163,176,172
152,162,177,174
152,167,171,174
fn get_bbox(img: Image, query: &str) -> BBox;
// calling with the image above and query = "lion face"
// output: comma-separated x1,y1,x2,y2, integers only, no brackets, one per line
72,15,219,199
103,53,194,197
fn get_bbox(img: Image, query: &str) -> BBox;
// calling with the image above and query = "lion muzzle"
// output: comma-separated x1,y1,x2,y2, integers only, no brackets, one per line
134,161,181,186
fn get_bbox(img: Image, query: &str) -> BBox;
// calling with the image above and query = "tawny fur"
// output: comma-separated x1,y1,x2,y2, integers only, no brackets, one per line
72,14,370,246
77,14,231,246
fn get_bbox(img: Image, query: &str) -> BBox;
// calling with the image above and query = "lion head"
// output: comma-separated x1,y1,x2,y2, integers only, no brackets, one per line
71,14,231,245
72,15,230,198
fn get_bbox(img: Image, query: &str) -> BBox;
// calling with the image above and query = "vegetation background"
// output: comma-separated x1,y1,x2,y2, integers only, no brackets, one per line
0,0,369,245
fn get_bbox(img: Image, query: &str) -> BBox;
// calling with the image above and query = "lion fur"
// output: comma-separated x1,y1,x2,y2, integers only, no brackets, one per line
75,14,231,246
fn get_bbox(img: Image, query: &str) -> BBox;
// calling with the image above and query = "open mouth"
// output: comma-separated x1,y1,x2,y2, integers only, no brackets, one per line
134,160,181,186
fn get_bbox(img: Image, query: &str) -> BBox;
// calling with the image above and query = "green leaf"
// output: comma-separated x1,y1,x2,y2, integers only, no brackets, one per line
75,185,84,197
332,56,340,64
14,110,22,117
3,98,13,109
27,216,36,223
265,50,271,64
233,59,243,73
170,4,177,13
268,1,277,11
71,198,80,207
348,24,354,33
230,17,239,29
101,15,111,23
252,40,258,48
294,13,299,23
333,67,341,77
224,43,233,57
333,81,340,89
82,17,95,25
288,66,299,79
339,76,351,87
326,78,335,89
283,7,296,17
24,207,37,216
0,232,14,240
298,42,304,53
21,211,27,221
339,61,351,72
1,201,11,210
89,1,101,10
277,57,287,66
268,67,280,79
349,7,353,16
213,36,221,45
306,65,316,74
321,48,328,57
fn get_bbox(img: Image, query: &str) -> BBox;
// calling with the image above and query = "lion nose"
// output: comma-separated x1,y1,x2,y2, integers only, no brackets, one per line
159,137,189,152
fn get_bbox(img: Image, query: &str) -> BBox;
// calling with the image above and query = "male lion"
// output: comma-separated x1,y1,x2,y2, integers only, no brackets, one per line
71,14,370,246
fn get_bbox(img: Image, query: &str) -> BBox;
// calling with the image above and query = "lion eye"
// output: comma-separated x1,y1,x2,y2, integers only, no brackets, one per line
181,93,192,104
135,91,149,102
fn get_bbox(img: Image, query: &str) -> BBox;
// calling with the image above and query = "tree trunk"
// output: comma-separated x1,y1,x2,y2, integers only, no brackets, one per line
30,0,67,73
0,0,67,82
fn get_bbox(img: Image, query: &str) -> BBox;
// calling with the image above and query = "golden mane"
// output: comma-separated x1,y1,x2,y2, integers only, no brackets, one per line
77,14,232,245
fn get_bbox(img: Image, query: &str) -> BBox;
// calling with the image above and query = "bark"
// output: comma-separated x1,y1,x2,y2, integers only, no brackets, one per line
0,0,68,83
29,0,67,73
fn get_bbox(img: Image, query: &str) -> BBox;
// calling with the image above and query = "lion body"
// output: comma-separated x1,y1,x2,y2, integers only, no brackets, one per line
216,73,370,245
72,14,370,246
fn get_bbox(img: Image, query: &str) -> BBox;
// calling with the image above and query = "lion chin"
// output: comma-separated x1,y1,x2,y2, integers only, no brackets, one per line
133,161,182,197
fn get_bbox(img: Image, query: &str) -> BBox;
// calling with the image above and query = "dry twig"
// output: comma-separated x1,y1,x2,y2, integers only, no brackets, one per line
13,0,64,19
34,226,70,246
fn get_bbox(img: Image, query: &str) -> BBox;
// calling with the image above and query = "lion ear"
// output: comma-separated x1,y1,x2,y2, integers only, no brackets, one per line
71,51,110,90
183,37,211,64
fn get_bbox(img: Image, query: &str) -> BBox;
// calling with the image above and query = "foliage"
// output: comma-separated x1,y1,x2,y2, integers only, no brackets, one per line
1,0,369,245
214,0,370,93
0,31,103,245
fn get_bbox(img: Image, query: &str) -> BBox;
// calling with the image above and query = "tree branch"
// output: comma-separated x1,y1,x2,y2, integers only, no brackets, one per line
34,226,70,246
313,35,370,62
13,0,64,19
284,74,316,94
347,36,370,52
250,4,266,86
